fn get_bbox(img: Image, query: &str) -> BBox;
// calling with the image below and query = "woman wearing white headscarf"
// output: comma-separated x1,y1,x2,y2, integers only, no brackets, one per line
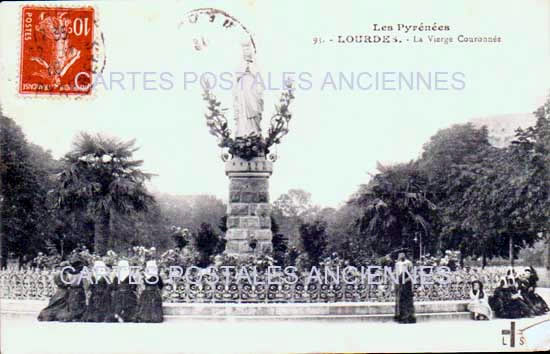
136,260,164,323
83,260,113,322
112,259,138,322
489,276,533,318
467,280,492,320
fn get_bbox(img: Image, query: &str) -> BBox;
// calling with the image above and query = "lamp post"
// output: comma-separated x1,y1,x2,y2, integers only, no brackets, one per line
414,232,423,260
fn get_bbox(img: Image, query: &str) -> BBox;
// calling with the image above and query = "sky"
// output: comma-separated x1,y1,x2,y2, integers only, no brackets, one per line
1,0,549,207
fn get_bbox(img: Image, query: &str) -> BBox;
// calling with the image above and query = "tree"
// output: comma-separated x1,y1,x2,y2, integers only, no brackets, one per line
272,188,319,247
273,189,317,218
299,219,328,266
171,226,190,249
417,118,547,267
418,123,492,257
269,217,288,265
351,162,437,258
324,204,368,266
0,113,58,266
109,201,174,252
53,133,154,255
512,96,550,269
443,143,541,267
192,223,223,267
157,194,226,234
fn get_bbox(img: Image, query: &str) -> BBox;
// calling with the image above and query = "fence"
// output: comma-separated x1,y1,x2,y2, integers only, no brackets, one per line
0,267,509,303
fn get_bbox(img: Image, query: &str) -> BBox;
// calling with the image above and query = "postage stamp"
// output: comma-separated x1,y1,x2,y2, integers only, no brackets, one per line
19,6,95,95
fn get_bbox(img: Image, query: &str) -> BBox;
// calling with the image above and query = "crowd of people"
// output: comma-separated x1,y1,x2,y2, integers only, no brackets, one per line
388,250,548,323
389,250,549,324
485,267,549,319
37,259,164,323
466,266,549,320
35,251,548,325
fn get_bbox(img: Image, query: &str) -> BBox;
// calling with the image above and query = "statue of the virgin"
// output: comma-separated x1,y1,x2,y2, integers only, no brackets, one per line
233,41,264,137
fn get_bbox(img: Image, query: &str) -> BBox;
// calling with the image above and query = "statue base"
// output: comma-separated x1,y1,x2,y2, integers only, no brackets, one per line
224,156,273,257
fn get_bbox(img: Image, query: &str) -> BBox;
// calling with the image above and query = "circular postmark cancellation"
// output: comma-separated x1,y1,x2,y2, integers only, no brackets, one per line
19,6,106,96
179,7,256,53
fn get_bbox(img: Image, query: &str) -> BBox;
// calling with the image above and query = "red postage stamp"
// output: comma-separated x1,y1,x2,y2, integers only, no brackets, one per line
19,6,95,95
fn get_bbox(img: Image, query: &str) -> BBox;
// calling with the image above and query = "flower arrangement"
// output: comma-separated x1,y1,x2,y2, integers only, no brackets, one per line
226,134,267,161
158,246,200,270
417,250,460,270
319,252,350,270
213,253,275,272
31,252,62,269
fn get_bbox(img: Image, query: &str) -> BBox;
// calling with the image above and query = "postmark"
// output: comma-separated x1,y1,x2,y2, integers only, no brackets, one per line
19,6,95,95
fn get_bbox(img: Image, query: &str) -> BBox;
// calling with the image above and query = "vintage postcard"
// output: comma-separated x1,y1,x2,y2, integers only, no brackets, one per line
0,0,549,353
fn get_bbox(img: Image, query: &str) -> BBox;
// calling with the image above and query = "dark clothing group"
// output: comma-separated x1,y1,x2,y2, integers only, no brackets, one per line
489,269,549,319
38,272,164,323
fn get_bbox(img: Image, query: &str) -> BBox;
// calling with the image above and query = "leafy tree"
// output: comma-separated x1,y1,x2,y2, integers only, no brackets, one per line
157,194,226,234
512,96,550,269
171,226,190,249
273,189,317,218
50,209,95,257
298,219,328,266
53,133,154,255
443,142,541,267
418,123,492,257
324,204,368,266
0,113,58,266
109,201,174,252
192,222,223,267
419,117,548,267
269,216,286,265
272,188,319,248
272,232,287,266
351,162,436,257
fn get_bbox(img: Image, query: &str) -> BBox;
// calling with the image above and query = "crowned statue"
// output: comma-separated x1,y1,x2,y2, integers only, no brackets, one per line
191,11,295,256
233,40,264,137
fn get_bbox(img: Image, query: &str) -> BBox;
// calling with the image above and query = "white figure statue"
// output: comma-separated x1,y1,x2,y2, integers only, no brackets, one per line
233,41,264,137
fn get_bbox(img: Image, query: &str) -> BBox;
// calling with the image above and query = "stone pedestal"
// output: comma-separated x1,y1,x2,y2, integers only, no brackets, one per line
224,156,273,256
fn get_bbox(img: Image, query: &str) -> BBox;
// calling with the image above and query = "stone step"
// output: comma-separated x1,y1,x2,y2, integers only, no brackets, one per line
163,312,472,323
1,310,471,324
1,299,470,323
162,301,468,316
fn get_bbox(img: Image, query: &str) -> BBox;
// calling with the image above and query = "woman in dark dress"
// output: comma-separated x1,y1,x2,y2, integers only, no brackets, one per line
507,276,536,317
37,262,71,321
57,261,87,322
394,252,416,324
112,259,138,322
136,260,164,323
521,267,550,315
490,277,533,319
83,260,113,322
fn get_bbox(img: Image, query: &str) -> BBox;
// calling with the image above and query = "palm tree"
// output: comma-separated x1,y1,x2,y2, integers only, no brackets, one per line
54,133,154,255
